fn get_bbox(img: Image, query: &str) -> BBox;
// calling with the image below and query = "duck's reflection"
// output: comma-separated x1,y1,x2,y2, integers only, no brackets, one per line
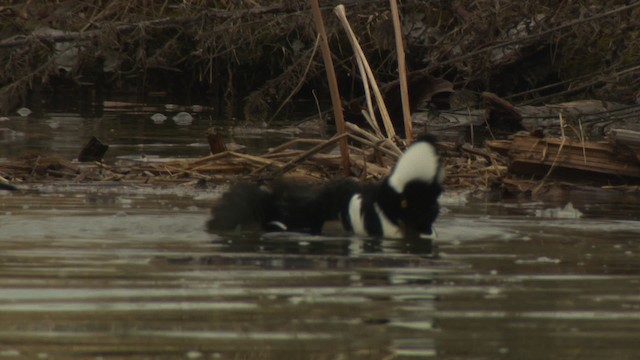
210,230,436,258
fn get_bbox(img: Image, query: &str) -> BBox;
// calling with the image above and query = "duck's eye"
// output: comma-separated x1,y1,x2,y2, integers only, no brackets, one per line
400,199,408,208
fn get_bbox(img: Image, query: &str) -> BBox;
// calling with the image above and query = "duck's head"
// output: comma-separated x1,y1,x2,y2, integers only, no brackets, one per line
379,135,444,239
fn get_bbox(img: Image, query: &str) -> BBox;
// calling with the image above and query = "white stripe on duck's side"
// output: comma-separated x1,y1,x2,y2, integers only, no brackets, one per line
348,197,435,240
348,194,366,235
348,194,403,239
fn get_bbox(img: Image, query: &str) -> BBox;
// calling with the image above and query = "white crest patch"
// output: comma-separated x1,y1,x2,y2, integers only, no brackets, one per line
389,141,440,193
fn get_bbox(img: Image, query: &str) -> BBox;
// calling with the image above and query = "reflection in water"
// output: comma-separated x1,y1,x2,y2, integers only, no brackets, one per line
0,110,300,160
0,188,639,358
212,231,436,258
176,230,443,359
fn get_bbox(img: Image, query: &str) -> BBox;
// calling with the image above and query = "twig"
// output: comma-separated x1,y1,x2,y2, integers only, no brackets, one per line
0,5,294,48
265,138,326,154
347,26,379,136
389,0,413,141
268,35,321,123
311,89,326,138
349,156,390,178
160,164,210,179
30,156,41,177
361,110,384,138
310,0,351,176
186,151,232,165
272,132,349,176
425,2,640,74
534,112,567,193
227,151,286,168
578,119,587,164
345,122,403,156
334,5,396,139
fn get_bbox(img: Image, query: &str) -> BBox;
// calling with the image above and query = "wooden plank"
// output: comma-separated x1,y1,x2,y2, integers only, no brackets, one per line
506,134,640,178
484,139,512,154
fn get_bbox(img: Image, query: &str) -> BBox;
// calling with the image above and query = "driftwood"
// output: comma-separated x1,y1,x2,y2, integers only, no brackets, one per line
0,124,403,188
3,117,639,195
487,134,640,179
609,129,640,162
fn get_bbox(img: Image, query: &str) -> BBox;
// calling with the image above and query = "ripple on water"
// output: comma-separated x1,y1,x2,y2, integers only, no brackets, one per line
0,189,639,358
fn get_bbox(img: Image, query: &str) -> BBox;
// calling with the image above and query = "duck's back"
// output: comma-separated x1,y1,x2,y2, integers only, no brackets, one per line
207,179,360,234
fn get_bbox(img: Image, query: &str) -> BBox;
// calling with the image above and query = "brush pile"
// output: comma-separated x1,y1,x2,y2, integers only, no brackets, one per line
1,1,639,119
0,125,508,197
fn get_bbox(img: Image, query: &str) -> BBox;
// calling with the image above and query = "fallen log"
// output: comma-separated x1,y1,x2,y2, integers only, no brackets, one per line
486,134,640,178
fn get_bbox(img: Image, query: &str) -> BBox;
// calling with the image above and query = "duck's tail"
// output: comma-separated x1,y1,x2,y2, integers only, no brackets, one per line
206,183,273,232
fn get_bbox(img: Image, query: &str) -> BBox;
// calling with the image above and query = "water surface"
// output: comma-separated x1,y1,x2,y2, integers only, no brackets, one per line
0,110,639,359
0,186,639,359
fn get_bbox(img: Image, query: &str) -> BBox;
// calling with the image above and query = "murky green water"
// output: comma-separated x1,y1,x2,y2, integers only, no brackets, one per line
1,110,640,359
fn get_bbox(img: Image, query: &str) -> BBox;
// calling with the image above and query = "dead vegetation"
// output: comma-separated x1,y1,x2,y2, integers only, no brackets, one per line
1,1,639,119
0,122,509,195
1,1,640,196
2,106,640,196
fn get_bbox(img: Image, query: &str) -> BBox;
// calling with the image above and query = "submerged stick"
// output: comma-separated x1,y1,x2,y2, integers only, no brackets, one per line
310,0,350,176
389,0,413,142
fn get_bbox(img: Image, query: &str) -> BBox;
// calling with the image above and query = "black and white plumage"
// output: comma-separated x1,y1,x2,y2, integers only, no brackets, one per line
207,135,443,240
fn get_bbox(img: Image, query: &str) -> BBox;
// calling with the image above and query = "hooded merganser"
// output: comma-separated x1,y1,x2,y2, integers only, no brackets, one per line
207,135,443,240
